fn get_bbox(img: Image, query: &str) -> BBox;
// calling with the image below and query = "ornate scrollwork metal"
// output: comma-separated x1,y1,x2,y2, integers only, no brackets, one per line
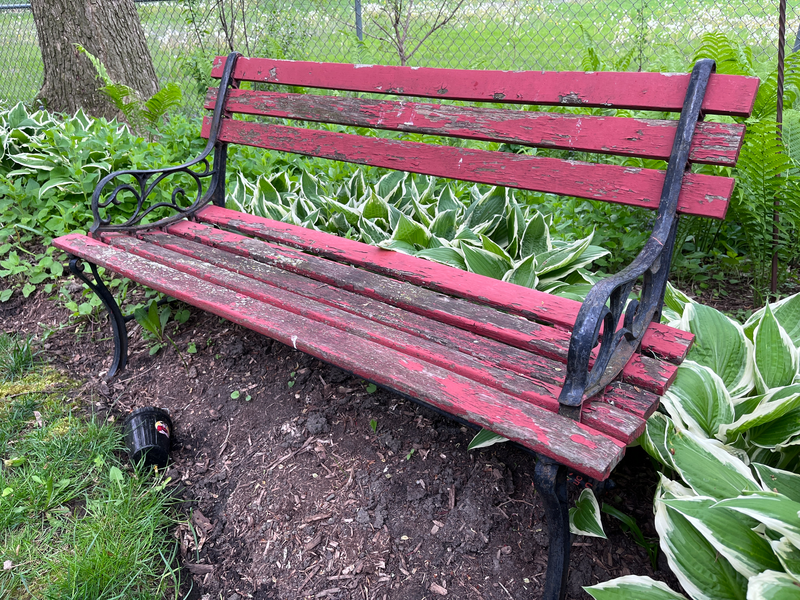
558,59,716,418
89,52,242,235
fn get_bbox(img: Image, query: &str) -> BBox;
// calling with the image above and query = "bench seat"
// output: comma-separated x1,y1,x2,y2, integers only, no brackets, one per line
56,203,680,479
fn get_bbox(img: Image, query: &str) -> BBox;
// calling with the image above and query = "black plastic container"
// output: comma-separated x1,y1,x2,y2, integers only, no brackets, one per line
122,406,173,468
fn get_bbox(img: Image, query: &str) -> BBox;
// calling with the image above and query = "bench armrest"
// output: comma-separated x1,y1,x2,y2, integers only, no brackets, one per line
558,59,715,418
89,52,241,236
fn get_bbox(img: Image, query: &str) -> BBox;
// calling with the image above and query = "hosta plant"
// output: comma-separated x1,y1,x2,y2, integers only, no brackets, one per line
581,287,800,600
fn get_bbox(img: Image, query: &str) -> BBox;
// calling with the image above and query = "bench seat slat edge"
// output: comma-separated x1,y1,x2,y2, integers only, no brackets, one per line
53,232,627,480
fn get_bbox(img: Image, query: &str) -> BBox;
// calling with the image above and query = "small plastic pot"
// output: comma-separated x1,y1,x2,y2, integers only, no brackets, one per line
122,406,173,468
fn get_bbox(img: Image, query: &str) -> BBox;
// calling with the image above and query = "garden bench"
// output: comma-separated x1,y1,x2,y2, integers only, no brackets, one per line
53,53,758,599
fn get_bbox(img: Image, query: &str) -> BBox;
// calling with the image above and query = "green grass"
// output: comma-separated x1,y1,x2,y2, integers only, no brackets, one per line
0,336,182,599
0,332,38,383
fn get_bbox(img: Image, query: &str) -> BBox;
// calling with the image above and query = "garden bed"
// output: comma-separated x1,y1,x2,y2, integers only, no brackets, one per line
1,285,682,599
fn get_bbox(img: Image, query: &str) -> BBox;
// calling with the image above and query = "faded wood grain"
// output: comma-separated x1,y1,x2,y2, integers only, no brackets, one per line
194,206,694,367
104,232,647,443
207,88,746,166
202,118,733,220
53,232,629,479
210,56,759,116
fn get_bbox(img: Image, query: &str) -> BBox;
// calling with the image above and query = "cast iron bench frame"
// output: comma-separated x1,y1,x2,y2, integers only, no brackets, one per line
54,53,758,599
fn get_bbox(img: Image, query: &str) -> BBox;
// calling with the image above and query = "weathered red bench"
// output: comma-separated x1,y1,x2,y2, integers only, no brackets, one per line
54,54,758,599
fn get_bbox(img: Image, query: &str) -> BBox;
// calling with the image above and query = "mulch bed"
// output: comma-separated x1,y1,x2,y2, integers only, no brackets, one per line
2,282,684,600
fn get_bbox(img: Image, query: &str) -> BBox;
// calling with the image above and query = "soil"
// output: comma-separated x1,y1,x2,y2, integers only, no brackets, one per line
1,284,689,600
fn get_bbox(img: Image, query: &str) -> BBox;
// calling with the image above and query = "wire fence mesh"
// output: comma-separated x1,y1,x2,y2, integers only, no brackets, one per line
2,0,799,114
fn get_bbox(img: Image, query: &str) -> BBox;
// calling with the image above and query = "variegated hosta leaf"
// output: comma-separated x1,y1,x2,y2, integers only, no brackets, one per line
390,212,430,247
569,488,607,538
361,191,390,221
664,282,693,317
753,303,800,394
461,244,511,279
718,384,800,441
754,463,800,502
662,496,781,578
537,245,610,286
502,254,538,288
655,484,748,600
678,303,755,399
746,570,800,600
639,412,675,469
747,404,800,450
415,247,466,269
770,537,800,580
585,575,688,600
744,292,800,348
715,491,800,548
536,233,594,277
519,211,551,256
467,428,507,450
463,186,508,229
666,426,760,499
480,234,512,262
429,208,457,240
660,360,734,438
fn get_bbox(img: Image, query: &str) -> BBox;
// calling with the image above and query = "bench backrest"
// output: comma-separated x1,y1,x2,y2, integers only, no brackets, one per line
204,56,759,221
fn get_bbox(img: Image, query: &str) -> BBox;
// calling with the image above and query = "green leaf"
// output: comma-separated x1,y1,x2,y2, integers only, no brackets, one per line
415,247,466,269
187,342,197,354
436,184,463,214
0,289,12,302
361,191,390,221
536,233,593,276
463,186,508,228
461,244,511,279
358,216,389,244
366,383,377,393
754,463,800,502
662,496,782,578
569,488,607,538
660,361,733,438
753,303,799,393
715,491,800,548
666,425,760,499
21,283,35,298
770,537,800,581
480,234,512,262
677,302,755,399
9,152,57,170
231,390,240,399
252,175,282,218
639,412,675,469
502,254,538,288
109,466,124,484
429,208,457,240
654,480,748,600
519,211,551,257
718,384,800,440
2,487,13,497
744,292,800,347
467,428,508,450
391,212,430,247
746,570,800,600
585,575,689,600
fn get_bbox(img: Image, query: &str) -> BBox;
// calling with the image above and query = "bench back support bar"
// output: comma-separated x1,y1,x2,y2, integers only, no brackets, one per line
558,59,716,414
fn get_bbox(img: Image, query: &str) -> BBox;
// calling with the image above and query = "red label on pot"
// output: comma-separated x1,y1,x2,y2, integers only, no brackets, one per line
155,421,170,438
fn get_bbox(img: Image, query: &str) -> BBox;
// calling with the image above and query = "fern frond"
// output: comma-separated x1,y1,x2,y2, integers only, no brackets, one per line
693,33,755,76
142,84,183,128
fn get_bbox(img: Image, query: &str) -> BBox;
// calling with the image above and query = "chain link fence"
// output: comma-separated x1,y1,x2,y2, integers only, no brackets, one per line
2,0,799,113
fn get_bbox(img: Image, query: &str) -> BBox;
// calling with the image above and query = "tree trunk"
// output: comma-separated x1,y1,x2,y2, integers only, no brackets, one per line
30,0,158,119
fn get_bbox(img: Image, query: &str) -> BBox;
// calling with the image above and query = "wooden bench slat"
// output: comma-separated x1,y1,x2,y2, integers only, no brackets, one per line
203,118,733,220
130,229,660,421
207,88,746,166
54,232,627,480
210,56,759,116
170,218,678,396
194,206,694,366
104,232,647,444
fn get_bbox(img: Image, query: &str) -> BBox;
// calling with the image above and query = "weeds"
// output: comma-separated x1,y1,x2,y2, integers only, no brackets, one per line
0,332,38,382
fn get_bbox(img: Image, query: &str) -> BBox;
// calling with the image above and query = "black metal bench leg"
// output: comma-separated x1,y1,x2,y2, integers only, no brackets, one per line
534,457,570,600
68,257,128,379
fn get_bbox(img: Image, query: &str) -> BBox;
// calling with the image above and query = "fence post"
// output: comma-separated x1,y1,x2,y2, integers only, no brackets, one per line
355,0,363,41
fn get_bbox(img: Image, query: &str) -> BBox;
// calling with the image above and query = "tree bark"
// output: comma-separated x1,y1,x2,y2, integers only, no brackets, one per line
30,0,158,119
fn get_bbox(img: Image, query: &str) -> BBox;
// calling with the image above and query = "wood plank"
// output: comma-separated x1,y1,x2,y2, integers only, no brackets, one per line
210,56,759,117
167,219,677,396
194,206,694,365
207,88,746,166
53,232,628,480
103,232,646,444
130,229,660,421
202,118,733,220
